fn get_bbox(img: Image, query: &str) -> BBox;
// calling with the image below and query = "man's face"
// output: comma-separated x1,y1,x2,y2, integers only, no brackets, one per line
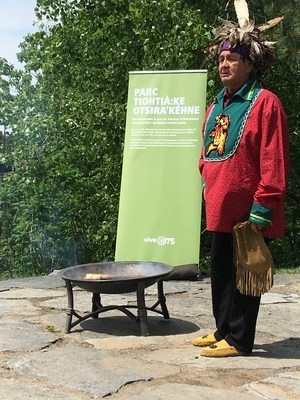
218,50,253,92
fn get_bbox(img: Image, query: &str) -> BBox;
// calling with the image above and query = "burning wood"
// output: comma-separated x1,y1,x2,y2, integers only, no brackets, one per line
85,273,113,280
84,273,145,280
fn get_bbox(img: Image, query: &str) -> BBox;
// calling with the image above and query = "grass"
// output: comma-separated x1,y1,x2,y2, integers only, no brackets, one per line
275,267,300,274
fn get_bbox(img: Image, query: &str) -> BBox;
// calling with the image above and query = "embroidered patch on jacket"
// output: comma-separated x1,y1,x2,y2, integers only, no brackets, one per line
206,114,230,156
203,89,263,162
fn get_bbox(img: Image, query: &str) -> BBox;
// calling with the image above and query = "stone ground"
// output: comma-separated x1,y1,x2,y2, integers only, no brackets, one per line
0,271,299,399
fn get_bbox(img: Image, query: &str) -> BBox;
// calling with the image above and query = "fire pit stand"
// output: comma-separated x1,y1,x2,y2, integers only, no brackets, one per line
62,261,173,336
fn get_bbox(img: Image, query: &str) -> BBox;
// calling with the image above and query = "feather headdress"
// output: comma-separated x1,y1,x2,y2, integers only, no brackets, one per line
209,0,284,77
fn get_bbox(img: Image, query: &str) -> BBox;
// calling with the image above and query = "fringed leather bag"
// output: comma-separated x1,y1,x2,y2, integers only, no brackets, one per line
233,221,273,296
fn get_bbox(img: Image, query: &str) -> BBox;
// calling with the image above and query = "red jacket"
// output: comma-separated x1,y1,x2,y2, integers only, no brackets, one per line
200,84,289,238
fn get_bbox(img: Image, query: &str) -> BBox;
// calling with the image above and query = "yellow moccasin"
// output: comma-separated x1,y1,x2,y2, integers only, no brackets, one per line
200,339,247,357
192,333,218,347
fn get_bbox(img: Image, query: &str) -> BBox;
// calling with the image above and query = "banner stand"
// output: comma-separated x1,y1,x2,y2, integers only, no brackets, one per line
115,70,207,277
165,263,199,279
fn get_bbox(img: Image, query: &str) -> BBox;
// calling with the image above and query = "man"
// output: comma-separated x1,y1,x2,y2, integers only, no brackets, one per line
192,17,289,357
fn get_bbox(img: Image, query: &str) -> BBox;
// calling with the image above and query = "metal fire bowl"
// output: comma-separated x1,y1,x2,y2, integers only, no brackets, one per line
61,261,174,294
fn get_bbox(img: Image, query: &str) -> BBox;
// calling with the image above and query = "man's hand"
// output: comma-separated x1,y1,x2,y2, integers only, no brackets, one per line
250,222,264,234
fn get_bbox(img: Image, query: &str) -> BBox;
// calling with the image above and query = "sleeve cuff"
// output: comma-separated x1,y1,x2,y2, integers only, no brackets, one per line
249,202,273,227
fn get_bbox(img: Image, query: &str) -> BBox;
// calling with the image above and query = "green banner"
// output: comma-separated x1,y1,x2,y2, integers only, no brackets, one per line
115,70,207,269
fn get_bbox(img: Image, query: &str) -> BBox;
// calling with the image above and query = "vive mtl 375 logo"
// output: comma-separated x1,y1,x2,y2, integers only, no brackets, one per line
144,236,175,246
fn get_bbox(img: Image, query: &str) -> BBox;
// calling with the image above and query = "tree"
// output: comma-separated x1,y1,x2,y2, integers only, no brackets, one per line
0,0,299,278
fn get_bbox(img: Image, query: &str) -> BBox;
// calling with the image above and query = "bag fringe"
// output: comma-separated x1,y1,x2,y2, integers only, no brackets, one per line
236,262,273,296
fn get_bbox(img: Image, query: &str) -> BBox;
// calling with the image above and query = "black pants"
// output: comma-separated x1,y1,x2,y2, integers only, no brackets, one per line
210,232,261,354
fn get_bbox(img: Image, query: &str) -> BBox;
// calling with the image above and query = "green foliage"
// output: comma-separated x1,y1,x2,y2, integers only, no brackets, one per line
253,0,300,270
0,0,299,278
0,0,212,277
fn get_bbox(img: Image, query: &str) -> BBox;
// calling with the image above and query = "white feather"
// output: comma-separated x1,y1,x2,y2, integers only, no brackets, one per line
262,41,277,47
258,17,284,31
251,40,262,57
234,0,249,28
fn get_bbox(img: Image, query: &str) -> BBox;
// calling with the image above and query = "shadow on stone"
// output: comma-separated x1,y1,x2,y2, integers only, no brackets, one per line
252,337,300,359
79,315,199,336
